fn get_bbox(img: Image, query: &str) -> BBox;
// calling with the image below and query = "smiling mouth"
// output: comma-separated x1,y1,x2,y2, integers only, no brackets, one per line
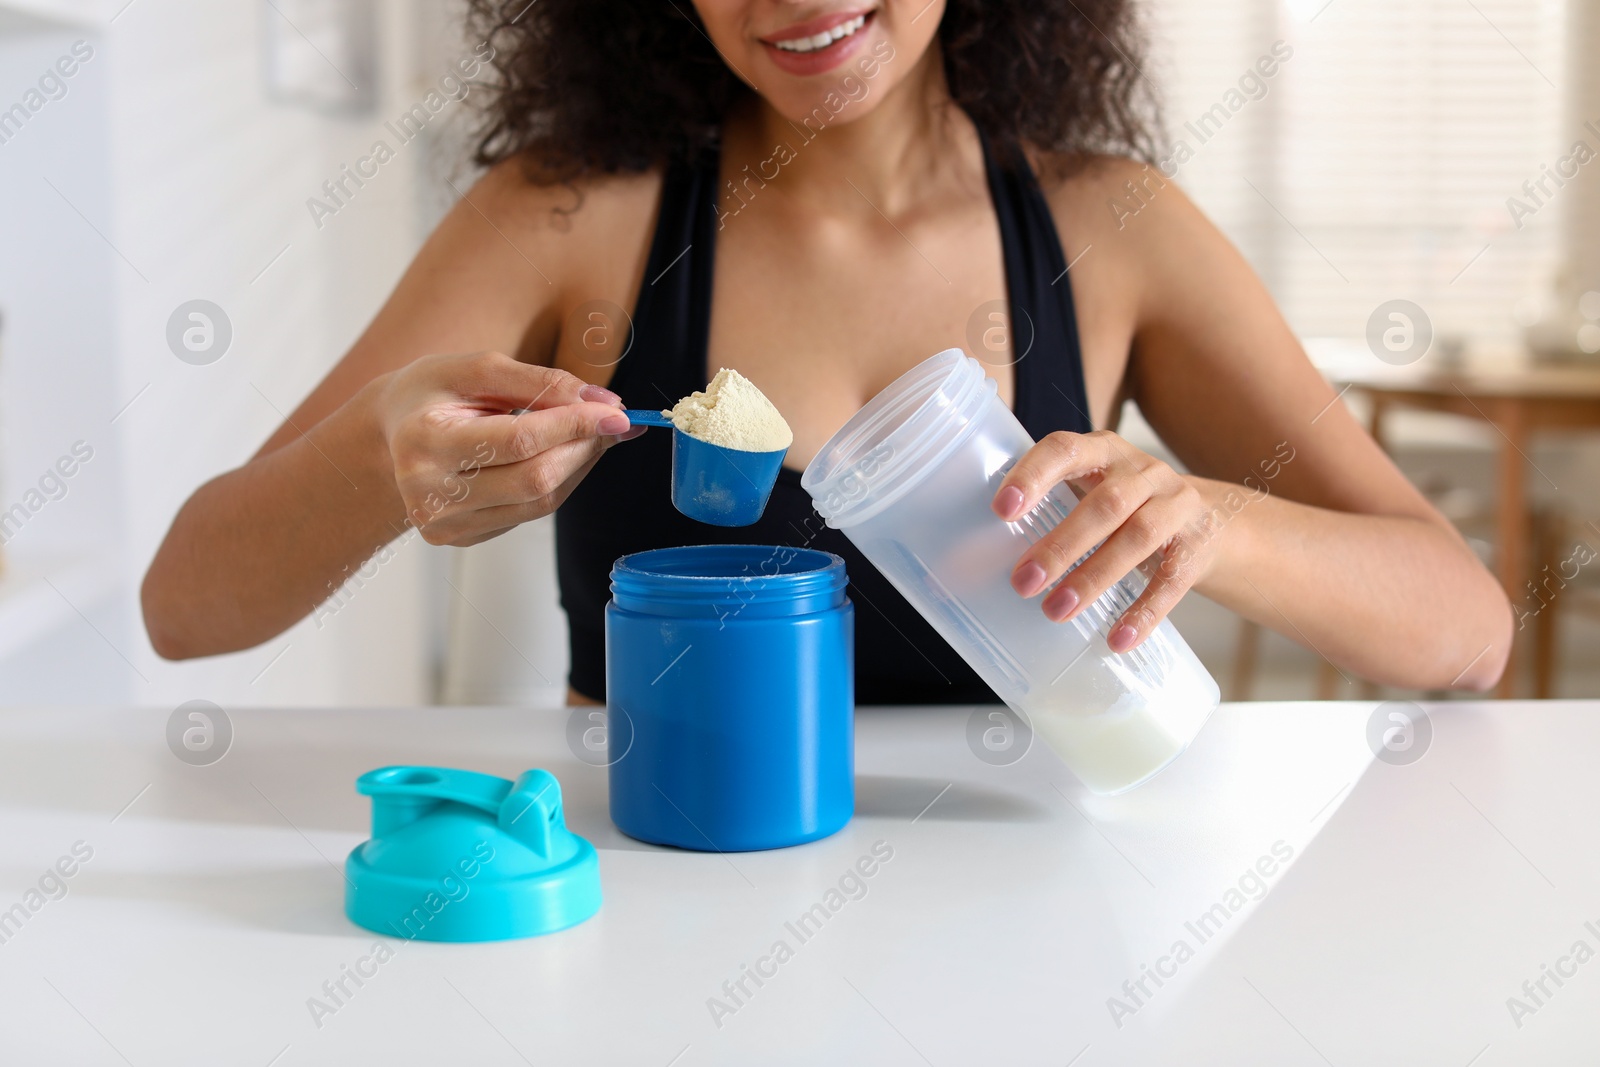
766,12,871,54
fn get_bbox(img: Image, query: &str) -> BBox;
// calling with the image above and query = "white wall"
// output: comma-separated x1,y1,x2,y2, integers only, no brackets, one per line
0,0,478,706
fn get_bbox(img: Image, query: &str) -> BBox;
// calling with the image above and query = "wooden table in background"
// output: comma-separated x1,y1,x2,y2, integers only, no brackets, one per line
1333,363,1600,698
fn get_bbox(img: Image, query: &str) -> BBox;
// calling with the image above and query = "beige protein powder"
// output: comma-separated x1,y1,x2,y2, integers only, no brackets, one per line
663,368,793,453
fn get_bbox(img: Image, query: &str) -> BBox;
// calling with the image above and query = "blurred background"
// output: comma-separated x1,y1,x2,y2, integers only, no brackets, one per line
0,0,1595,707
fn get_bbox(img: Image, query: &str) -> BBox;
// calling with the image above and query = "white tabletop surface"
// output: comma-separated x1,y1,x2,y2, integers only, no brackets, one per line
0,700,1596,1066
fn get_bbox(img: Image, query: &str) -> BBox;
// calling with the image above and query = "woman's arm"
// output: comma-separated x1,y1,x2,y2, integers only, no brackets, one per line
997,160,1510,691
141,164,647,659
1189,477,1507,689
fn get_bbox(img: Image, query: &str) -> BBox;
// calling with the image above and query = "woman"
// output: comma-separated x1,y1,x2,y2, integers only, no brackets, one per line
142,0,1511,700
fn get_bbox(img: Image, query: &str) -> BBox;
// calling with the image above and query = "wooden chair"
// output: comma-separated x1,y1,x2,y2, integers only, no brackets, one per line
1531,512,1600,698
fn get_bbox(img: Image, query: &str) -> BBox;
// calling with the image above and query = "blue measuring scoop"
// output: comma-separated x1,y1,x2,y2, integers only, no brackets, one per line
624,409,787,527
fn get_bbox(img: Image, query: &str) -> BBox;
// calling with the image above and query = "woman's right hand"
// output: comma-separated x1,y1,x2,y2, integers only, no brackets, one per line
376,350,641,547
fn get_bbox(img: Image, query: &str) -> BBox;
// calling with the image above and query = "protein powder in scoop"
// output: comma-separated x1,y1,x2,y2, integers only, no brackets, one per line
663,368,793,453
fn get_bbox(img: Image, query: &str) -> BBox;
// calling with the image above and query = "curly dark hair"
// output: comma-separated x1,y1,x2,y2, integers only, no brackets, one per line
465,0,1159,179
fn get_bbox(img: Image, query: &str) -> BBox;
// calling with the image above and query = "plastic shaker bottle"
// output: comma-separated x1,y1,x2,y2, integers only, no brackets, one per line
801,349,1220,794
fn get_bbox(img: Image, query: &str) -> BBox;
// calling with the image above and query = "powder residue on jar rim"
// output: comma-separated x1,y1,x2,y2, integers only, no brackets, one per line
663,368,794,453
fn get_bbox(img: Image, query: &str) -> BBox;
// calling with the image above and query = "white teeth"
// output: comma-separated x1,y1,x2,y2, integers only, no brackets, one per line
772,14,866,53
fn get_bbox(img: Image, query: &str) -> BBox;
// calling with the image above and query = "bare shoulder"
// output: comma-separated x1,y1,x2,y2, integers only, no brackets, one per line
1025,152,1162,224
362,154,664,369
1026,150,1279,340
266,158,663,441
1015,151,1199,421
464,156,663,240
1025,152,1222,280
426,157,663,300
1028,151,1398,517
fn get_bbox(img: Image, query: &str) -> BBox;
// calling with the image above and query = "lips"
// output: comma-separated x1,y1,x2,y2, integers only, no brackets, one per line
759,8,876,76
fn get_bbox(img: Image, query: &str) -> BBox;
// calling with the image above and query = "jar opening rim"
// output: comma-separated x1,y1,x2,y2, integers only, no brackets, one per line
610,545,848,617
613,544,842,582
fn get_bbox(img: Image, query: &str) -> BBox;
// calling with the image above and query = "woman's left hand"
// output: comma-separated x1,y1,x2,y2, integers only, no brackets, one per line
992,429,1223,653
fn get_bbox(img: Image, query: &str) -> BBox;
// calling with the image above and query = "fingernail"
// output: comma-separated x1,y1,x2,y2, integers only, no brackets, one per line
616,425,648,442
598,413,631,435
1011,561,1047,597
1044,586,1079,621
580,383,622,405
994,485,1025,519
1108,624,1138,653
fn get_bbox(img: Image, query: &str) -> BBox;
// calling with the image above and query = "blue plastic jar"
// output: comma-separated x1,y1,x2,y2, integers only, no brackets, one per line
606,544,853,851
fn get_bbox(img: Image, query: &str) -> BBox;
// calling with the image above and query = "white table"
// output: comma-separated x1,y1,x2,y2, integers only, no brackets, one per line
0,701,1596,1066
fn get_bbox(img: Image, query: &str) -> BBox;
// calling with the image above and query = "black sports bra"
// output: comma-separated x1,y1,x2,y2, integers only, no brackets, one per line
555,129,1094,704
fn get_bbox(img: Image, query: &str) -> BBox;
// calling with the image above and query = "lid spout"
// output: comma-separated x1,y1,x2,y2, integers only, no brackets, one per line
499,769,564,857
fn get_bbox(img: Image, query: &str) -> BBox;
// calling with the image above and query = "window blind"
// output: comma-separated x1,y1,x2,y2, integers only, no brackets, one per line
1143,0,1569,344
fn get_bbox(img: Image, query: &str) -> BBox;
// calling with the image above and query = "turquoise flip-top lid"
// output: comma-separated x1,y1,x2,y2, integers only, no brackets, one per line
345,766,600,942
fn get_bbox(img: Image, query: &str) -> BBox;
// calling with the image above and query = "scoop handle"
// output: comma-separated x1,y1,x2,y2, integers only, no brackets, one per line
624,409,675,429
